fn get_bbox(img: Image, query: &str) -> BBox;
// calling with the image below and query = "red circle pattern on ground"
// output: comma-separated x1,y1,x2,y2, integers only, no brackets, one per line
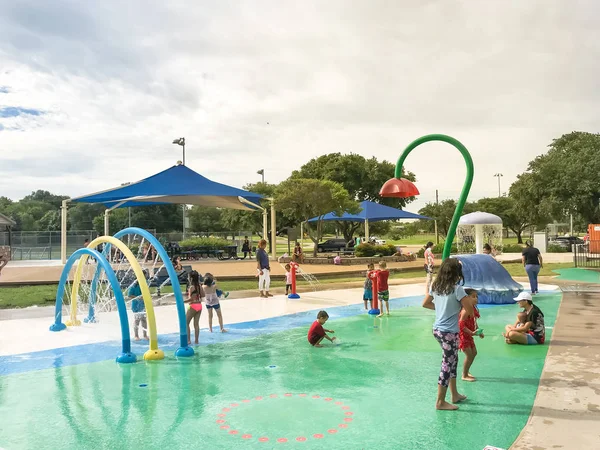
216,393,352,443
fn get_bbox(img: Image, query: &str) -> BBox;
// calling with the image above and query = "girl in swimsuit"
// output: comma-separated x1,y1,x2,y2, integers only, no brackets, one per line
459,289,484,381
203,274,228,333
186,270,204,344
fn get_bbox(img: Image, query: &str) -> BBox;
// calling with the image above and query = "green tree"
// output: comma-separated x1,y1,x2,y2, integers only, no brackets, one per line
274,179,360,255
6,200,55,231
475,196,546,244
291,153,416,207
37,210,61,231
128,205,183,233
69,203,105,230
92,209,129,234
188,207,224,233
518,132,600,224
219,183,291,236
21,190,69,209
418,200,477,237
0,196,13,210
291,153,417,241
507,173,552,241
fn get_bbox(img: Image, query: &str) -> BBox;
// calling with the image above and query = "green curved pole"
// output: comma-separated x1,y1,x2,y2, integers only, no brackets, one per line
395,134,474,260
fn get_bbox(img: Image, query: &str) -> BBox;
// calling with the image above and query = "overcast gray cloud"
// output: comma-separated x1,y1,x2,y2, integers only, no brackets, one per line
0,0,598,212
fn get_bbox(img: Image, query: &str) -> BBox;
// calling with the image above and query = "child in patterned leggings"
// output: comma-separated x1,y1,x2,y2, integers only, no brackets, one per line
422,258,474,411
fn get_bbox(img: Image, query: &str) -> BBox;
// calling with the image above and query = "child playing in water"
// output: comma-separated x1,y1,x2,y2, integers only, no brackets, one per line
185,271,204,344
203,273,228,333
459,288,484,381
307,310,336,347
285,263,293,295
363,263,374,310
376,261,390,317
127,281,148,341
204,272,229,300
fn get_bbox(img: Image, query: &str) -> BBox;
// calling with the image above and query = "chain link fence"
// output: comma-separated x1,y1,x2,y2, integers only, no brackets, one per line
0,230,257,260
0,230,98,260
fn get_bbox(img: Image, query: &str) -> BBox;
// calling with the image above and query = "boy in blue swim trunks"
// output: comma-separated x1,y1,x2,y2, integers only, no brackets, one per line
127,281,148,341
363,263,374,310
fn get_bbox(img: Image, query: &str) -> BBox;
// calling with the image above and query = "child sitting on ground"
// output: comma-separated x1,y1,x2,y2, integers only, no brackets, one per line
504,312,528,336
459,288,484,381
363,263,375,310
127,281,148,341
376,261,390,317
203,274,228,333
307,310,336,347
284,263,293,295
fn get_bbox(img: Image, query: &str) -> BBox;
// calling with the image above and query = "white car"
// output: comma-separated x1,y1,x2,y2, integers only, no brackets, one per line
369,237,386,245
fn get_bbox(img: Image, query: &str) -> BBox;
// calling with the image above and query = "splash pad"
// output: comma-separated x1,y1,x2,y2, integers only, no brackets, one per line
50,227,194,362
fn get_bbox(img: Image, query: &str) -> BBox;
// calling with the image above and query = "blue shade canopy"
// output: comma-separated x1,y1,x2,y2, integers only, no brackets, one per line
307,200,430,223
71,164,263,210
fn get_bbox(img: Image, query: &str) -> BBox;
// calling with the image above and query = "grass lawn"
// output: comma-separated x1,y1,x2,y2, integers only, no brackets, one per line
0,262,573,309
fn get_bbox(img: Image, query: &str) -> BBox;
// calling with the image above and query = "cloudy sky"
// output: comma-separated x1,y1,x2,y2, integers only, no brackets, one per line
0,0,598,212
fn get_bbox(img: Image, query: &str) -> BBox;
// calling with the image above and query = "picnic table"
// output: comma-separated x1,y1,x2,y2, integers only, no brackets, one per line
178,245,238,261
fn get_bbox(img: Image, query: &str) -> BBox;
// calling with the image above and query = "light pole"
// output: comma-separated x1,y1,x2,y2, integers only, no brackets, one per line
494,173,503,197
257,169,265,183
121,182,132,244
172,137,186,166
172,137,186,238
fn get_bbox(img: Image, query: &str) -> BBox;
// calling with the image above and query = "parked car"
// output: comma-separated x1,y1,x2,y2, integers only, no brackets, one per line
550,236,584,251
317,239,350,253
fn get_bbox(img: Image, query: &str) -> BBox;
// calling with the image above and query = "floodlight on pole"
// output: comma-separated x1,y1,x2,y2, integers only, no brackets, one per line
493,173,503,197
172,137,186,166
172,137,186,238
257,169,265,183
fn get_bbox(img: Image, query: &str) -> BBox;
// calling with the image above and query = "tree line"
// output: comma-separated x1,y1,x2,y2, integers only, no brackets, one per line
2,131,598,247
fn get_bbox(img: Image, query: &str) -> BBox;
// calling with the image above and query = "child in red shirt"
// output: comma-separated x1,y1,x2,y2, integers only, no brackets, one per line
307,310,336,347
376,261,390,317
459,288,484,381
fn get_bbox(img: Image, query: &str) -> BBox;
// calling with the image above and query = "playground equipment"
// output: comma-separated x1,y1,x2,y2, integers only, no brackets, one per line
281,261,320,292
379,134,524,303
367,270,380,315
295,265,320,290
380,134,473,261
457,212,503,254
455,254,523,304
50,227,194,362
287,262,301,299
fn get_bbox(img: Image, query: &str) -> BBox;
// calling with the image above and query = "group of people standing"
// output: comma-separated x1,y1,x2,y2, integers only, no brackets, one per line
423,240,546,410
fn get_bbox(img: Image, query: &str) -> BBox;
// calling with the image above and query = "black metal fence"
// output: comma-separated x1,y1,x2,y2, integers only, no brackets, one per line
573,242,600,268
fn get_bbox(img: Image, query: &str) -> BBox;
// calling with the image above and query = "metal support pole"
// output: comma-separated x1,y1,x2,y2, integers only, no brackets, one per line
104,210,110,236
61,199,69,264
263,210,268,243
270,200,276,259
182,205,186,240
570,213,573,235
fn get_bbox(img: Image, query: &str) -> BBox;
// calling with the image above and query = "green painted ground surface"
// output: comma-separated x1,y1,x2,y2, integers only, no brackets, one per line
553,267,600,283
0,292,561,450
